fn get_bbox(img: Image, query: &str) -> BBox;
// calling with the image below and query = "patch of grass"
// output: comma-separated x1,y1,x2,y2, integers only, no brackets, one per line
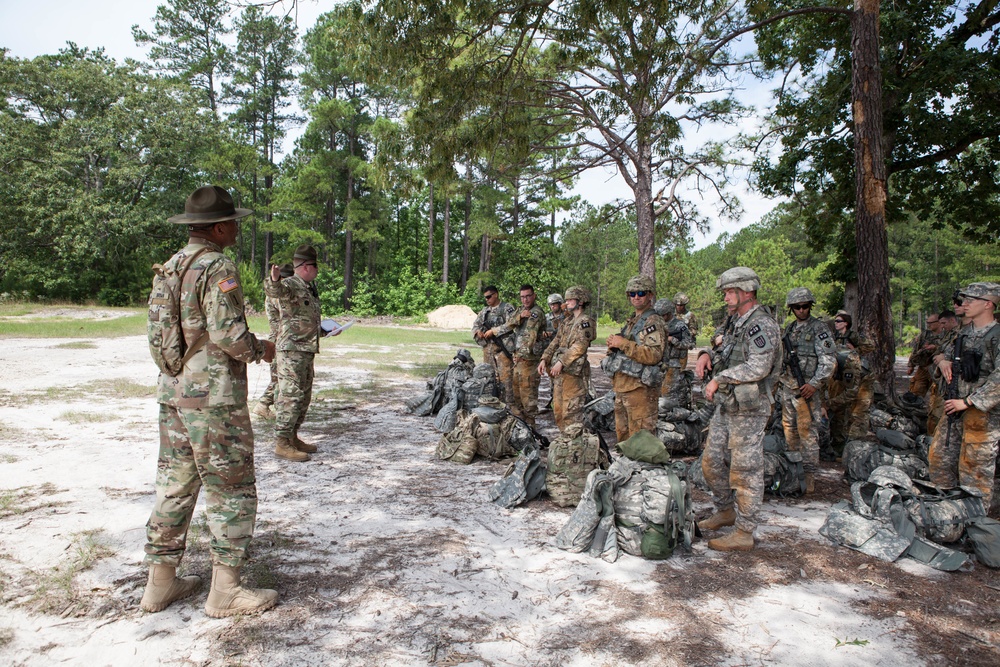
0,454,17,464
0,312,146,338
374,360,451,378
314,379,380,401
0,421,25,442
0,627,13,648
87,378,155,399
25,530,115,615
59,410,116,424
0,483,67,519
51,341,98,349
834,638,870,648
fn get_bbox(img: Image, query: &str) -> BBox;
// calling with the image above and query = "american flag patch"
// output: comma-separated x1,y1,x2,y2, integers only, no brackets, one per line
218,276,239,293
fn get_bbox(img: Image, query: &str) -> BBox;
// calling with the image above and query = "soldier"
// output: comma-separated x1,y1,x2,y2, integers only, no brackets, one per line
540,286,596,432
142,185,278,616
779,287,836,493
602,275,666,443
654,298,695,398
543,293,565,344
265,245,322,462
673,292,698,348
930,282,1000,508
253,263,294,420
927,309,959,436
472,286,516,403
828,311,874,455
499,285,547,427
907,313,943,399
694,267,781,551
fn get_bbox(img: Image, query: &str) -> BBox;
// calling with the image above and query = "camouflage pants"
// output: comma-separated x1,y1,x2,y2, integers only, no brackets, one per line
613,384,658,444
908,365,932,397
702,404,768,533
275,350,315,438
928,406,1000,507
926,383,943,437
781,386,822,474
145,403,257,568
828,376,874,454
660,366,678,397
484,345,514,405
259,359,278,407
511,358,541,428
553,371,588,433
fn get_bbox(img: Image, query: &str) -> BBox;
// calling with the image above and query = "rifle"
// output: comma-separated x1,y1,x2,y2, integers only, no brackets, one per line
945,335,964,429
783,333,807,389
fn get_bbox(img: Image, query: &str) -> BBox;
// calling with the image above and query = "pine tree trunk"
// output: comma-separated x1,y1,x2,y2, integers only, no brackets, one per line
427,182,435,273
442,197,450,285
634,141,656,281
461,181,471,292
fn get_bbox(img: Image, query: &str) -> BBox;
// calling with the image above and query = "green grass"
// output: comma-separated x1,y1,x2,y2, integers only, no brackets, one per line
59,410,117,424
0,312,146,338
87,378,155,399
51,341,98,349
24,530,115,615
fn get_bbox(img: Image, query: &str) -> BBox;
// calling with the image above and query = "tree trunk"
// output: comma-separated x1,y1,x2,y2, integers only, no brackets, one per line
852,0,896,398
461,178,471,292
634,141,657,281
427,182,435,273
442,196,451,285
479,234,489,274
344,137,356,310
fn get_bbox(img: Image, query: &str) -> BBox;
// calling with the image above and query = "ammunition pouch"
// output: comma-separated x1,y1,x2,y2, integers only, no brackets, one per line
734,383,762,411
601,350,663,387
960,348,983,383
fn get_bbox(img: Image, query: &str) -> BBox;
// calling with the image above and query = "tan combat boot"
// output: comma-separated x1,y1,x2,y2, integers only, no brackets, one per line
139,564,202,613
804,473,815,494
252,402,274,419
275,436,309,461
204,565,278,618
292,433,318,453
697,507,737,532
707,529,755,552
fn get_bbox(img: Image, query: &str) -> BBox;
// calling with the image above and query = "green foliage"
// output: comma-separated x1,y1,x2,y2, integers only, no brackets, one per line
382,267,461,316
238,261,264,313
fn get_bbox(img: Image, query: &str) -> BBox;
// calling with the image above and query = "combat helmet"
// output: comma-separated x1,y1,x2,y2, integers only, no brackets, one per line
564,285,591,306
626,275,655,293
653,298,673,317
547,293,564,305
785,287,816,307
672,292,690,305
715,267,760,293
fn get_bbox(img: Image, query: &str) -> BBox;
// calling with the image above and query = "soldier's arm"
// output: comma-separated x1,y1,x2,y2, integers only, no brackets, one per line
560,320,595,368
263,273,292,301
519,309,544,356
492,306,516,337
715,319,780,385
620,319,665,365
809,326,837,385
674,322,695,350
202,259,268,363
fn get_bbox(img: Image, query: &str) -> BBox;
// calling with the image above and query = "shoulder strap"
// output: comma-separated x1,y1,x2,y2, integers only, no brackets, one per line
176,246,214,366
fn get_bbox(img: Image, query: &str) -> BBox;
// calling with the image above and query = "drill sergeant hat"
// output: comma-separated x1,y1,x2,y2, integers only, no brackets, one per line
715,267,760,293
168,185,253,224
959,282,1000,305
626,275,655,293
785,287,816,307
293,244,318,265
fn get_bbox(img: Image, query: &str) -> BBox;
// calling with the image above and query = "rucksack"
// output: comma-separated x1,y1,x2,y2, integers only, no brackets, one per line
843,438,928,484
546,425,606,507
147,246,211,376
965,517,1000,568
763,450,806,497
554,469,619,562
488,443,548,509
611,456,694,560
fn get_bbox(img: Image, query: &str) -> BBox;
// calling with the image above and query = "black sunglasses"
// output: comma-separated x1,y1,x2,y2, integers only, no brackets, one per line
834,318,845,323
484,293,497,300
627,291,648,298
790,304,811,311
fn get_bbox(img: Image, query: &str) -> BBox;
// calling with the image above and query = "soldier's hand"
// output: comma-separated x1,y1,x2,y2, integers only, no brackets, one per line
550,361,563,378
713,335,724,347
800,383,816,400
262,340,276,363
520,309,531,319
938,360,953,384
694,352,712,379
484,329,495,339
704,378,719,401
944,398,969,415
537,360,547,376
513,354,520,364
270,264,281,281
607,334,625,350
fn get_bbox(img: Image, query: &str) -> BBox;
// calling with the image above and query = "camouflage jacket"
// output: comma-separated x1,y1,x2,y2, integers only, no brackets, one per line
543,310,596,376
543,311,565,346
156,239,269,408
502,303,547,361
611,308,666,393
662,317,695,367
909,328,944,368
780,316,836,388
264,274,321,353
942,322,1000,411
676,310,698,336
265,296,281,341
473,302,517,356
711,304,782,400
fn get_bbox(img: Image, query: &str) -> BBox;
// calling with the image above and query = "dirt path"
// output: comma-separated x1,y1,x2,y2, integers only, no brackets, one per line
0,334,998,666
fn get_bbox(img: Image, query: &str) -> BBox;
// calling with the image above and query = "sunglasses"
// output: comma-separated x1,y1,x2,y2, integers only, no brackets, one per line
834,319,845,323
484,293,497,300
790,304,811,311
961,296,990,305
627,291,648,298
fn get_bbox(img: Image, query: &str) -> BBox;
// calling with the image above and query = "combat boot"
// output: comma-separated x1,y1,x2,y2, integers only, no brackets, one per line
204,565,278,618
252,402,274,420
708,529,755,552
804,473,815,494
697,507,736,532
139,564,202,613
275,436,309,462
292,433,318,453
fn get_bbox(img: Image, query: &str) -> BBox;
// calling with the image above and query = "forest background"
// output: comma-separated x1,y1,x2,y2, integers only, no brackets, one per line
1,0,998,344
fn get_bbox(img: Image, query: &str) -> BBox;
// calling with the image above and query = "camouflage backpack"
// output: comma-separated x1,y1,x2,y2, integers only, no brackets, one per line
611,456,694,560
554,468,619,562
435,412,479,464
147,246,211,376
546,424,606,507
488,443,547,509
842,437,928,484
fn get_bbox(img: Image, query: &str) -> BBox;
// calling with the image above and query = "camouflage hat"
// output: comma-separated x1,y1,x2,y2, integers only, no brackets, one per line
868,465,914,492
547,293,564,305
672,292,690,305
716,267,760,292
785,287,816,307
293,244,317,264
564,285,591,305
959,282,1000,305
455,349,472,364
626,275,655,293
653,298,673,316
168,185,252,225
278,263,294,279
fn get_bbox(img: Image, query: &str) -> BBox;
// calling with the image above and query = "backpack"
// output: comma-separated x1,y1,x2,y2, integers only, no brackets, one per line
965,517,1000,568
147,246,211,376
611,456,694,560
763,450,806,497
488,443,547,509
843,438,928,484
554,469,619,562
435,412,479,464
546,425,606,507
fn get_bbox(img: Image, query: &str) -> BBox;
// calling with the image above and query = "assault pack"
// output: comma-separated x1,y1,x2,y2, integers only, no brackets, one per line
546,424,607,507
148,246,212,377
405,350,479,419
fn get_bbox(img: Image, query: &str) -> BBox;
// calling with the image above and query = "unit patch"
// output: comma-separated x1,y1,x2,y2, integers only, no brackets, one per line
754,335,767,349
581,321,591,329
218,276,239,293
645,325,657,334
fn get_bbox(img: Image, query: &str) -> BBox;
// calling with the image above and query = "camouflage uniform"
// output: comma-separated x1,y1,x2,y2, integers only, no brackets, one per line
828,329,875,452
499,302,546,427
146,238,270,568
264,273,321,439
258,295,282,409
928,312,1000,506
654,300,695,398
473,301,517,404
607,307,666,444
908,327,942,397
927,327,959,436
702,303,782,535
779,313,836,476
543,308,596,432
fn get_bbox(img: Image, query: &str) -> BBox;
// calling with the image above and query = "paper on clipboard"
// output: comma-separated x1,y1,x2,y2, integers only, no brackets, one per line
320,319,354,337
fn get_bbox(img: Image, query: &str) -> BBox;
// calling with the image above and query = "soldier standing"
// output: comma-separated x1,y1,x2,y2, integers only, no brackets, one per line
253,263,293,420
472,286,516,403
142,185,278,616
694,267,781,551
265,245,322,462
907,313,943,399
540,286,596,432
654,298,695,398
930,282,1000,509
602,275,666,443
500,285,547,427
828,311,874,455
544,293,565,342
779,287,836,494
927,310,960,435
673,292,698,352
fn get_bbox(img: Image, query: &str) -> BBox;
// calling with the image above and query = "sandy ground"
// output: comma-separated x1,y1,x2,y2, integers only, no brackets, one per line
0,328,998,666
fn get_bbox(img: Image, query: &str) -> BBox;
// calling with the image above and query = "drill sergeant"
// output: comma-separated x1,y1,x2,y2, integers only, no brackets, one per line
500,284,547,428
694,267,781,552
472,286,516,404
779,287,836,494
654,297,695,398
539,286,596,432
930,282,1000,509
602,275,666,443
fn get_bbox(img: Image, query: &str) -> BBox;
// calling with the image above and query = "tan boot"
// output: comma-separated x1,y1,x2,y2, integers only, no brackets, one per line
204,565,278,618
292,434,317,453
140,564,202,613
804,473,815,494
697,507,737,532
252,402,274,419
275,436,309,462
708,529,755,552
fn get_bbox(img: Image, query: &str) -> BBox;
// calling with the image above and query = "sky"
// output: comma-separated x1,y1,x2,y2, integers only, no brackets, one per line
0,0,781,250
